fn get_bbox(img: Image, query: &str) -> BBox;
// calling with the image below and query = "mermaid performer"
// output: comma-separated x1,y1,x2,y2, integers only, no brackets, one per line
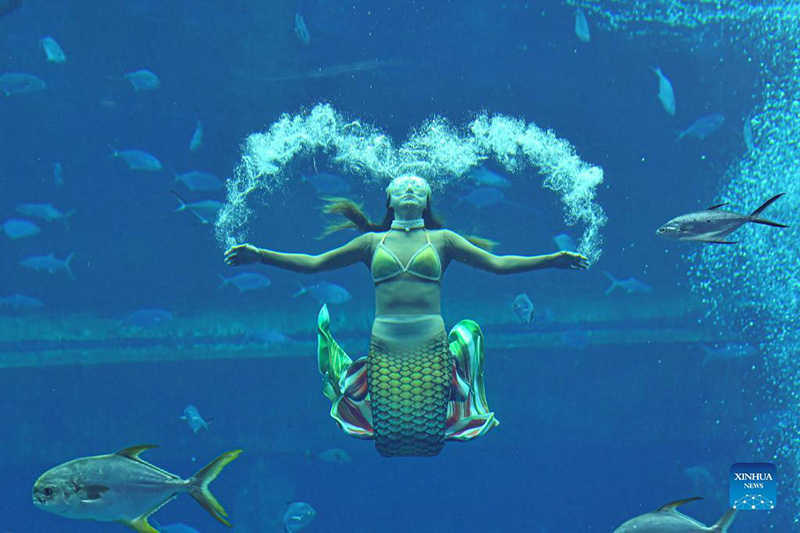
224,175,588,457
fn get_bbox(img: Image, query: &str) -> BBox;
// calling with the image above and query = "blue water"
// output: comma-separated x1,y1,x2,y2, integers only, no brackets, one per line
0,1,792,531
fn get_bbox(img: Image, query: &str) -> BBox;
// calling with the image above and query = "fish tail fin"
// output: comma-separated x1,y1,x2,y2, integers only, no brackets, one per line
710,508,737,532
108,144,118,158
63,209,77,233
65,252,76,281
188,449,242,527
291,279,307,298
603,271,618,295
698,343,714,366
749,193,785,217
170,190,187,212
216,274,230,291
750,218,787,228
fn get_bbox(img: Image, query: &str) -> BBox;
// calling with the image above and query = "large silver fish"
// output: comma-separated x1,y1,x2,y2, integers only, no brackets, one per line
33,444,241,532
656,193,787,244
613,497,736,532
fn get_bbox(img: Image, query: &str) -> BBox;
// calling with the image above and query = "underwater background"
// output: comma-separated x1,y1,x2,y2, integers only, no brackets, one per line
1,0,797,531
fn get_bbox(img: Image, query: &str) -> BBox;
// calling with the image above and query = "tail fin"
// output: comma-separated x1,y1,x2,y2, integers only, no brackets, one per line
603,271,619,296
64,252,76,281
698,343,714,366
63,209,76,233
710,508,737,532
170,190,188,212
292,279,307,298
188,449,242,527
216,274,230,291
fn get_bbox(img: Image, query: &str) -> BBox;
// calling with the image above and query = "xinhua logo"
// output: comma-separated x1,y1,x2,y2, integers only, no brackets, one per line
729,463,776,511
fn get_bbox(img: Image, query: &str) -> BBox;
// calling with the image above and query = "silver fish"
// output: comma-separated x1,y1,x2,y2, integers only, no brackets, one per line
53,162,63,186
180,405,209,435
283,502,316,532
294,12,311,45
613,497,736,533
40,36,66,63
0,72,46,96
1,218,40,239
676,114,725,142
656,193,787,244
190,119,203,152
652,66,675,116
125,69,160,91
217,272,271,293
512,293,534,323
112,148,163,171
15,203,75,230
171,191,223,224
0,293,44,309
575,8,591,43
173,170,223,191
467,165,511,188
20,252,75,279
603,272,653,295
33,444,241,532
293,281,352,304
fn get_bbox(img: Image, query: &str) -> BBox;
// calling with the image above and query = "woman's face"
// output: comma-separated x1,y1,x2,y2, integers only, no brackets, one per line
387,176,431,214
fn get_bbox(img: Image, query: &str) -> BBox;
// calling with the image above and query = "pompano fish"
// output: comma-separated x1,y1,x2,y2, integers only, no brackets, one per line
656,193,788,244
40,36,66,63
0,293,44,309
180,405,209,435
293,281,352,304
111,148,163,171
613,497,736,532
53,161,63,186
189,119,203,152
20,252,75,279
33,444,241,532
173,170,223,191
1,218,40,239
575,8,591,43
512,293,534,323
553,233,577,252
676,114,725,142
171,191,223,224
217,272,271,293
604,272,653,295
0,72,46,96
15,203,75,230
467,165,511,188
294,12,311,45
283,502,316,532
652,66,676,116
124,69,160,91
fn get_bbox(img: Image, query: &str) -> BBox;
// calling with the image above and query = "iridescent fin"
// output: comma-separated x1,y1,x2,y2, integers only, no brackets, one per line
317,304,353,402
123,516,159,533
188,449,242,527
445,319,499,441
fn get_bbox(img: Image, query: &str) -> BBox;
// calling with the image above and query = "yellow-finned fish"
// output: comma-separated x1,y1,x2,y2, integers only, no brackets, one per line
32,444,241,532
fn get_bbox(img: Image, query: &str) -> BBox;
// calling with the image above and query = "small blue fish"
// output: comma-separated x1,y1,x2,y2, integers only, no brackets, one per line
111,148,163,171
40,36,66,63
603,272,653,295
467,165,511,188
171,191,223,224
0,72,46,96
15,203,75,231
0,293,44,309
53,162,63,186
119,308,172,329
190,119,203,152
552,233,577,252
575,8,591,43
1,218,40,239
512,293,534,323
676,114,725,142
561,329,590,350
652,66,675,116
294,13,311,45
217,273,271,293
293,281,352,304
457,187,506,209
124,69,160,91
174,170,223,191
20,252,75,279
249,328,292,345
283,502,317,533
699,343,758,365
306,172,350,195
180,405,209,435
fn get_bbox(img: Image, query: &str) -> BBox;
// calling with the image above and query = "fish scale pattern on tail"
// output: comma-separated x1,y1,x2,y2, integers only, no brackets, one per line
368,333,450,457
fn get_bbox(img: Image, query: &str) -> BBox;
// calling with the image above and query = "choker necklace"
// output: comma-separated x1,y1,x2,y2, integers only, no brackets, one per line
391,218,425,232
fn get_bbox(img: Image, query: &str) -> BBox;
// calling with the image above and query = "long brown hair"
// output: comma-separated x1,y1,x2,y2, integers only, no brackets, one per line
319,197,497,251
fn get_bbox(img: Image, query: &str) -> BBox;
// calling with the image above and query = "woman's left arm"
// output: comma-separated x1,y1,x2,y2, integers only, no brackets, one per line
444,230,589,274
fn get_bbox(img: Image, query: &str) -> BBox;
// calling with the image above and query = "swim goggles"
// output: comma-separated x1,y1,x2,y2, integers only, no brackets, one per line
386,175,431,198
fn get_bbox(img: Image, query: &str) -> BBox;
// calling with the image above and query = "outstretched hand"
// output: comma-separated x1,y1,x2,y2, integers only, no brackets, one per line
224,244,261,266
550,251,590,270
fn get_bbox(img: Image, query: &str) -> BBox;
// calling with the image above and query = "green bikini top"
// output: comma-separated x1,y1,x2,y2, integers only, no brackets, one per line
371,229,442,283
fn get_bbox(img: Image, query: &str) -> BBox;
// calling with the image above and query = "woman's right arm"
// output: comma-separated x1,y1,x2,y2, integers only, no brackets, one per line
224,233,373,274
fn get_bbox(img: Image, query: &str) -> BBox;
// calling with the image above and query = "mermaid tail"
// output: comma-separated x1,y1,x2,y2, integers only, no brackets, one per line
316,306,498,455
